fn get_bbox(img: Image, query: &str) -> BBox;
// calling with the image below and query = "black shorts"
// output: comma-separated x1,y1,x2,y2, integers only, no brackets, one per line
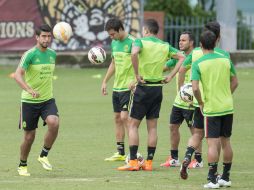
204,114,233,138
19,98,59,131
192,107,204,129
170,106,194,127
112,91,131,112
129,84,162,120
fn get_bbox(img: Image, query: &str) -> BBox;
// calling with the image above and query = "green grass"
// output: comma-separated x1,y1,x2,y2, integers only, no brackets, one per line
0,66,253,190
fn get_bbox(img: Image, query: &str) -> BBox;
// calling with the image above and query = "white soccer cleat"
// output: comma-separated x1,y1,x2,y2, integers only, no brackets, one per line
218,178,232,187
203,182,220,189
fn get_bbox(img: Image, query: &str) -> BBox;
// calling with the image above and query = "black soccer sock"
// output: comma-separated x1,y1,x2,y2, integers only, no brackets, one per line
184,146,195,161
129,145,138,160
207,162,218,183
117,142,125,155
171,149,178,160
19,160,27,167
147,146,156,160
194,152,202,163
40,146,51,157
221,162,232,181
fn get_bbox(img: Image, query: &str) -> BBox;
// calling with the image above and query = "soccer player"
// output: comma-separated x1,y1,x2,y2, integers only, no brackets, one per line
118,19,185,171
179,21,236,183
191,30,238,188
160,31,203,168
102,18,135,161
14,24,59,176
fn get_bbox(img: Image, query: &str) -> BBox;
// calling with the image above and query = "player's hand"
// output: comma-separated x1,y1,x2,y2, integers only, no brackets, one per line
128,81,137,92
27,89,40,98
162,75,172,84
101,82,108,95
199,102,204,115
136,75,145,84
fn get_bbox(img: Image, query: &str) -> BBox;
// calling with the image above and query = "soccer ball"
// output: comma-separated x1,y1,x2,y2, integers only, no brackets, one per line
53,22,72,43
125,152,145,166
88,46,106,65
180,83,193,103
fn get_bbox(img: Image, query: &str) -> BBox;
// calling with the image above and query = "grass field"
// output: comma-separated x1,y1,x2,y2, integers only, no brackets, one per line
0,66,253,190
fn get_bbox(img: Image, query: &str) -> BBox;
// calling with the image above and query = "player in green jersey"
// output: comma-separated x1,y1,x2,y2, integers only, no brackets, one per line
179,22,238,187
160,31,203,169
118,19,185,171
192,30,238,188
102,18,135,161
14,24,59,176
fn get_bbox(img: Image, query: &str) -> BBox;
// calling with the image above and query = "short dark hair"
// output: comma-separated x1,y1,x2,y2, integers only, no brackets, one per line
144,19,159,35
105,18,124,32
35,24,52,36
204,21,220,39
181,31,195,44
200,30,216,50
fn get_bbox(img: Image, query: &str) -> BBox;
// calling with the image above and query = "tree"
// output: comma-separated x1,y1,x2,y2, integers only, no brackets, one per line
144,0,192,17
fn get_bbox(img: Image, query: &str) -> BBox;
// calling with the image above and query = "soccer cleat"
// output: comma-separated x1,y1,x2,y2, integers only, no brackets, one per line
17,166,30,176
204,182,220,189
117,159,139,171
188,159,203,169
104,152,126,161
141,160,153,171
218,178,232,187
38,156,52,171
180,158,190,180
160,156,180,167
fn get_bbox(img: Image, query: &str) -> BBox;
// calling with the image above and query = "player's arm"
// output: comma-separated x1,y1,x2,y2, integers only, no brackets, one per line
14,66,39,98
163,58,177,72
163,52,185,83
101,59,115,95
192,80,203,108
229,60,238,93
191,62,203,109
178,54,192,90
131,41,145,83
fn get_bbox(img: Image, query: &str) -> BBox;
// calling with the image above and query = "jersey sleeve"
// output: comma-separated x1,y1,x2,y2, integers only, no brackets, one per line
19,51,32,70
133,38,143,48
191,61,201,81
165,59,177,68
183,53,192,69
168,46,178,58
229,60,237,76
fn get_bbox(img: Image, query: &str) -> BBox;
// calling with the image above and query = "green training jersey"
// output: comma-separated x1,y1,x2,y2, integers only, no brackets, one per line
165,55,193,110
183,47,230,107
192,53,236,116
111,34,135,91
19,46,56,103
134,36,178,84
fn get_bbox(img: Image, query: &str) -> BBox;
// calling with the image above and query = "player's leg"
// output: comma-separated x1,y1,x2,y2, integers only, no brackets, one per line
189,126,203,168
161,106,186,167
105,91,129,161
218,114,233,187
203,116,220,189
142,85,162,171
117,117,141,171
118,85,147,171
142,118,158,171
18,102,40,176
38,99,59,170
180,107,204,179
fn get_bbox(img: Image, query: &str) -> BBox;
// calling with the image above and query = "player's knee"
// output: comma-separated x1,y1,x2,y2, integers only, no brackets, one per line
46,116,59,129
24,133,35,144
